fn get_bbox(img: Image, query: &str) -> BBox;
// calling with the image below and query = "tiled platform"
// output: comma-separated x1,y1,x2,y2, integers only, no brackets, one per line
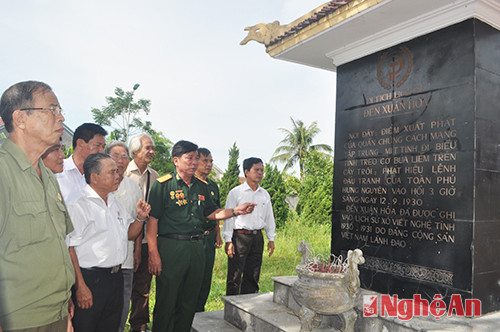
192,276,500,332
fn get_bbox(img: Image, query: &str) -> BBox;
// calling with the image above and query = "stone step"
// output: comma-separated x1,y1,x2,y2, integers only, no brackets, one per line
223,292,343,332
272,276,299,310
191,310,240,332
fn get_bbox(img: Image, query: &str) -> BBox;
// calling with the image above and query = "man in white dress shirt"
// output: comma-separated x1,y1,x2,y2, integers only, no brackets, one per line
105,141,143,332
55,123,107,201
222,157,276,295
66,153,150,331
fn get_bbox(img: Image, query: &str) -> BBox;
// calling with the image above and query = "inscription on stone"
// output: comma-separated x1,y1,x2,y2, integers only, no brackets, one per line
336,87,459,255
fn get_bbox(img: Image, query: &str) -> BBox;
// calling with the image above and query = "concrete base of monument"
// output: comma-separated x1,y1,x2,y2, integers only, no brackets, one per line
192,276,500,332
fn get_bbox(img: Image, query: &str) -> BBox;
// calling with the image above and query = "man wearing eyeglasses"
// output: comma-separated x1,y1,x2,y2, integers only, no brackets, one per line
42,138,65,174
0,81,75,331
55,122,107,202
105,141,143,332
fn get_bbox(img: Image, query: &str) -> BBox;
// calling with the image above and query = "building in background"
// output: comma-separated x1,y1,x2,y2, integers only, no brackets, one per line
1,120,74,150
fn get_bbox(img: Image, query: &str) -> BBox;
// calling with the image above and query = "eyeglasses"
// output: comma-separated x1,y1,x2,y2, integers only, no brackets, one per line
19,106,64,117
111,154,129,161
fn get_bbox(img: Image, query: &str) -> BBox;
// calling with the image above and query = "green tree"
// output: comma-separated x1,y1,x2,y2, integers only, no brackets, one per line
261,164,289,228
136,120,175,176
271,117,332,181
283,173,301,196
91,84,151,143
148,131,175,176
91,84,175,175
219,142,241,208
62,145,73,158
296,150,333,224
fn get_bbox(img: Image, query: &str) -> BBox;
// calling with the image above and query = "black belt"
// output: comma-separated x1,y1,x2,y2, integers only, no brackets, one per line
159,233,205,241
203,226,217,235
234,229,261,235
82,265,121,274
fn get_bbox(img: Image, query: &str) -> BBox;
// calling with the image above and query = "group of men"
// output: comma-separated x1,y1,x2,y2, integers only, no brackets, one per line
0,81,276,332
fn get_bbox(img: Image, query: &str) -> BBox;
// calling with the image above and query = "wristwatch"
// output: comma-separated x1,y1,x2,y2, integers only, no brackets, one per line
137,215,149,223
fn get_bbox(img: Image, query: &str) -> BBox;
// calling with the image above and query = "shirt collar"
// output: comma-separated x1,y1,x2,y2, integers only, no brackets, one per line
243,181,261,192
1,139,33,171
128,159,151,176
175,171,191,187
127,159,140,173
174,171,204,187
64,155,79,171
84,184,116,206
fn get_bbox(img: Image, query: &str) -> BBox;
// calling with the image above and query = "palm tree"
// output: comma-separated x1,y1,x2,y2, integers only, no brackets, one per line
271,117,332,181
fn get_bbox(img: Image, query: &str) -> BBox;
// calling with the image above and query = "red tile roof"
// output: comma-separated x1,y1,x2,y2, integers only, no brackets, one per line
268,0,354,46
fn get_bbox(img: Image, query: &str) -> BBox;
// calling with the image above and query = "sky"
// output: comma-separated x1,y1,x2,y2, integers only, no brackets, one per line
1,0,337,175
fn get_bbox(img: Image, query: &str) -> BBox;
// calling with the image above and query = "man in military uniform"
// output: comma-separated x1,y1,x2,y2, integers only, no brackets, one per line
194,148,222,312
146,140,255,332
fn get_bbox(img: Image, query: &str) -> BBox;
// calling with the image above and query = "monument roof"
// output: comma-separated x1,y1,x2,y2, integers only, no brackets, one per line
267,0,354,47
241,0,500,71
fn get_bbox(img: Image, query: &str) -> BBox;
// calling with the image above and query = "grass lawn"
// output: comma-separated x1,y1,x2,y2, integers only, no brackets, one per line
125,220,331,331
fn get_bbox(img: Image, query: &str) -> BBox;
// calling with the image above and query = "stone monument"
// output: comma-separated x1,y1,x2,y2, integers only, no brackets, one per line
331,19,500,314
241,0,500,317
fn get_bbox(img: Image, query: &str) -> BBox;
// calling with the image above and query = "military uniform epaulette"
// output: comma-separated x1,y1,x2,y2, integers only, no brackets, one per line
194,175,208,184
157,174,173,183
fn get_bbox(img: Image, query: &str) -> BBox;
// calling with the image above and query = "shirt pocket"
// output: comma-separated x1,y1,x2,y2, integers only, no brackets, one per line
53,200,72,236
11,201,50,247
257,199,269,221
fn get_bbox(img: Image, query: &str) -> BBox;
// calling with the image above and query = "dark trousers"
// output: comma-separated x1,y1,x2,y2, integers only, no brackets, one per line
129,243,153,330
72,268,123,332
196,231,217,312
226,230,264,296
153,237,205,332
119,268,134,332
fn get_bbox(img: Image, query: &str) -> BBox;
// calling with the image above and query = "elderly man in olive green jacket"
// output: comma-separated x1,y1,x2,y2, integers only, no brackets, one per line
0,81,75,332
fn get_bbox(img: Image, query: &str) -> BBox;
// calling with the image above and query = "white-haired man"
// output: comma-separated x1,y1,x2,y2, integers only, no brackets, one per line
125,134,158,332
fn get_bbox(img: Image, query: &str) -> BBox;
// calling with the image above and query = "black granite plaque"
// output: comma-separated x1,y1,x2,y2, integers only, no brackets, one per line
331,19,500,313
